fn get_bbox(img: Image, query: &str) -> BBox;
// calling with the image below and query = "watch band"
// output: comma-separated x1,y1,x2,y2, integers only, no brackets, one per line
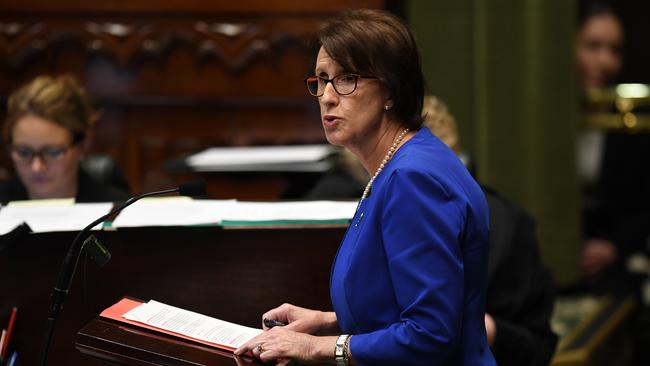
335,334,350,366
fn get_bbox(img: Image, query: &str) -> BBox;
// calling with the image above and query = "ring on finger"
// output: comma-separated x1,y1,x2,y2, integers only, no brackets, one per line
257,343,265,353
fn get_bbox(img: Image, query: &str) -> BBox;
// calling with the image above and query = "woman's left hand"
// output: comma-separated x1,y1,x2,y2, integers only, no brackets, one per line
234,327,334,365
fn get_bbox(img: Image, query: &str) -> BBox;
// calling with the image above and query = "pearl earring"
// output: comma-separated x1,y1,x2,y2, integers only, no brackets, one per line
384,105,390,111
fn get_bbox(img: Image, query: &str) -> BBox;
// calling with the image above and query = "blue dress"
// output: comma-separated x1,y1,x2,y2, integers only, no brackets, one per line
330,128,496,365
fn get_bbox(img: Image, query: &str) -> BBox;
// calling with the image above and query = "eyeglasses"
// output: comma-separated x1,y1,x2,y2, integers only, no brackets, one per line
9,144,75,165
304,73,378,97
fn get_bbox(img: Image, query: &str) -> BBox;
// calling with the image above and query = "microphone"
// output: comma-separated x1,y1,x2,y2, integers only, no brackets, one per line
178,180,207,197
40,181,206,365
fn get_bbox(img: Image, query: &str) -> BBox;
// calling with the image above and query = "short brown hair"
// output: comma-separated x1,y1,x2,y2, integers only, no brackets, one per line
314,9,425,129
3,75,98,145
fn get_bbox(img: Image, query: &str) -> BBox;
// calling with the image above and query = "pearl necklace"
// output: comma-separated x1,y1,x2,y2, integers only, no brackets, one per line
360,128,410,201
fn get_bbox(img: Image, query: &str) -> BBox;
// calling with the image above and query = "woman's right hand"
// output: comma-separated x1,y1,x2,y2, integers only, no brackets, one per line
262,303,338,335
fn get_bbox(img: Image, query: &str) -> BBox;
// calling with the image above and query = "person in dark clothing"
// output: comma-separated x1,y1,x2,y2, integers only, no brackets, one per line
575,2,650,299
483,187,557,366
0,75,128,203
579,130,650,296
575,0,628,291
305,95,557,366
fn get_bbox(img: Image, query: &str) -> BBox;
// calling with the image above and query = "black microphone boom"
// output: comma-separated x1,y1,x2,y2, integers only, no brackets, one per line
40,181,206,366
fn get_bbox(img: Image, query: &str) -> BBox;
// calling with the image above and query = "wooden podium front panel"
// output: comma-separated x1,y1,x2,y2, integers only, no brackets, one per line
0,225,346,365
76,318,260,366
77,317,333,366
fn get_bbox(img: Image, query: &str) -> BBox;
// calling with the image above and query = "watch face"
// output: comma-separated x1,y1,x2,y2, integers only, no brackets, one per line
335,335,348,365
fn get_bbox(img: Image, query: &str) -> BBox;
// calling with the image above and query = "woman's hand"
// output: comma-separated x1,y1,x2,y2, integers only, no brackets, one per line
484,313,496,347
233,354,261,366
262,303,338,335
234,327,336,365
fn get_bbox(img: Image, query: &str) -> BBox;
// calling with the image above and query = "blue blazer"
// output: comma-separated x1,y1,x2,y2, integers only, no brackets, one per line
330,128,496,365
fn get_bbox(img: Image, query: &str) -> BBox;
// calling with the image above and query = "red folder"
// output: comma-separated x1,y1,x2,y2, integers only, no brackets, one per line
100,298,239,352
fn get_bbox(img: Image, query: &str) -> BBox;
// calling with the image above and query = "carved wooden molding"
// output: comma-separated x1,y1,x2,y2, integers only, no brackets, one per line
0,19,310,70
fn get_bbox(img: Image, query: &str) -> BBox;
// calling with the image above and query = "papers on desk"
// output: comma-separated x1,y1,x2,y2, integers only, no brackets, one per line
110,198,357,228
110,197,236,228
0,200,113,235
186,144,338,172
101,298,261,352
0,198,357,234
220,200,358,226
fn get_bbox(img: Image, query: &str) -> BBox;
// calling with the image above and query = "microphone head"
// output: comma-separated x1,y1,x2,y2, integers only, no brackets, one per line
178,180,207,197
85,235,111,267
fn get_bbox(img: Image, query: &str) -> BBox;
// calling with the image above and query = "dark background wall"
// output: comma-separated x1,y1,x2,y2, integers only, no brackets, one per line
611,1,650,84
408,0,648,284
409,0,580,284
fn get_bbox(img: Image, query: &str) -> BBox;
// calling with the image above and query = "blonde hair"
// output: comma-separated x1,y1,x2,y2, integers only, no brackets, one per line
3,75,98,145
421,95,460,153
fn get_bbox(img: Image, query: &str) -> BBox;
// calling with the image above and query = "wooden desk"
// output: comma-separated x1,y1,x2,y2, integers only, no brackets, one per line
0,225,346,365
164,153,333,199
76,318,262,366
169,170,325,200
77,317,332,366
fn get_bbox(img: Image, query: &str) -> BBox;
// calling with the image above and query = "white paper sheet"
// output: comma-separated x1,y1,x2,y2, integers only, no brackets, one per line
0,201,113,235
186,145,337,172
124,300,261,349
111,199,357,227
111,197,236,228
222,200,358,222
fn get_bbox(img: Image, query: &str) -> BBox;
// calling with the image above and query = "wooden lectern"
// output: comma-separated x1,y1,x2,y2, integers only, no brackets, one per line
76,317,263,366
0,225,346,365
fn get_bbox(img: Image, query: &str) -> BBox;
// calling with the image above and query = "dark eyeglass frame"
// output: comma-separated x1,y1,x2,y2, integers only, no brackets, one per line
8,143,77,165
304,73,378,97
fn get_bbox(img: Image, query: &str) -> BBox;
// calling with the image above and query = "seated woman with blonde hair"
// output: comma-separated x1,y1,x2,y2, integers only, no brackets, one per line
0,75,129,203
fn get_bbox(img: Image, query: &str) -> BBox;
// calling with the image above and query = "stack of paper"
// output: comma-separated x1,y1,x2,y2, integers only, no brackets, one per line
101,298,261,351
0,200,113,235
110,199,357,228
219,200,358,226
0,198,357,233
110,197,236,228
186,145,338,172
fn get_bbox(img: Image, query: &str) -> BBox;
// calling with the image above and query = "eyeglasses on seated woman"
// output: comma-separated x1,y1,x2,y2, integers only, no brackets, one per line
0,75,129,203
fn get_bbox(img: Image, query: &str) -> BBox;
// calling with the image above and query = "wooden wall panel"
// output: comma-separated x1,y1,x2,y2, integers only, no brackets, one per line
0,0,384,14
0,0,384,194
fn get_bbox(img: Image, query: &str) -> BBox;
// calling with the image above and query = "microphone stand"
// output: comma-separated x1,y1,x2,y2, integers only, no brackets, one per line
40,187,179,366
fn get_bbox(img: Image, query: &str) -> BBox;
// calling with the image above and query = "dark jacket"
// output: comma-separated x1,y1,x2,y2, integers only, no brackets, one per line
0,167,129,204
484,187,558,366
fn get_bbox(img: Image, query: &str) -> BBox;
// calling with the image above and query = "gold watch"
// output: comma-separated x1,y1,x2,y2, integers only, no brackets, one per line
335,334,350,366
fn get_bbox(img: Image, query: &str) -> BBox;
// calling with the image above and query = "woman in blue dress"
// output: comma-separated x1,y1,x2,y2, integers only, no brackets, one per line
236,9,495,366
